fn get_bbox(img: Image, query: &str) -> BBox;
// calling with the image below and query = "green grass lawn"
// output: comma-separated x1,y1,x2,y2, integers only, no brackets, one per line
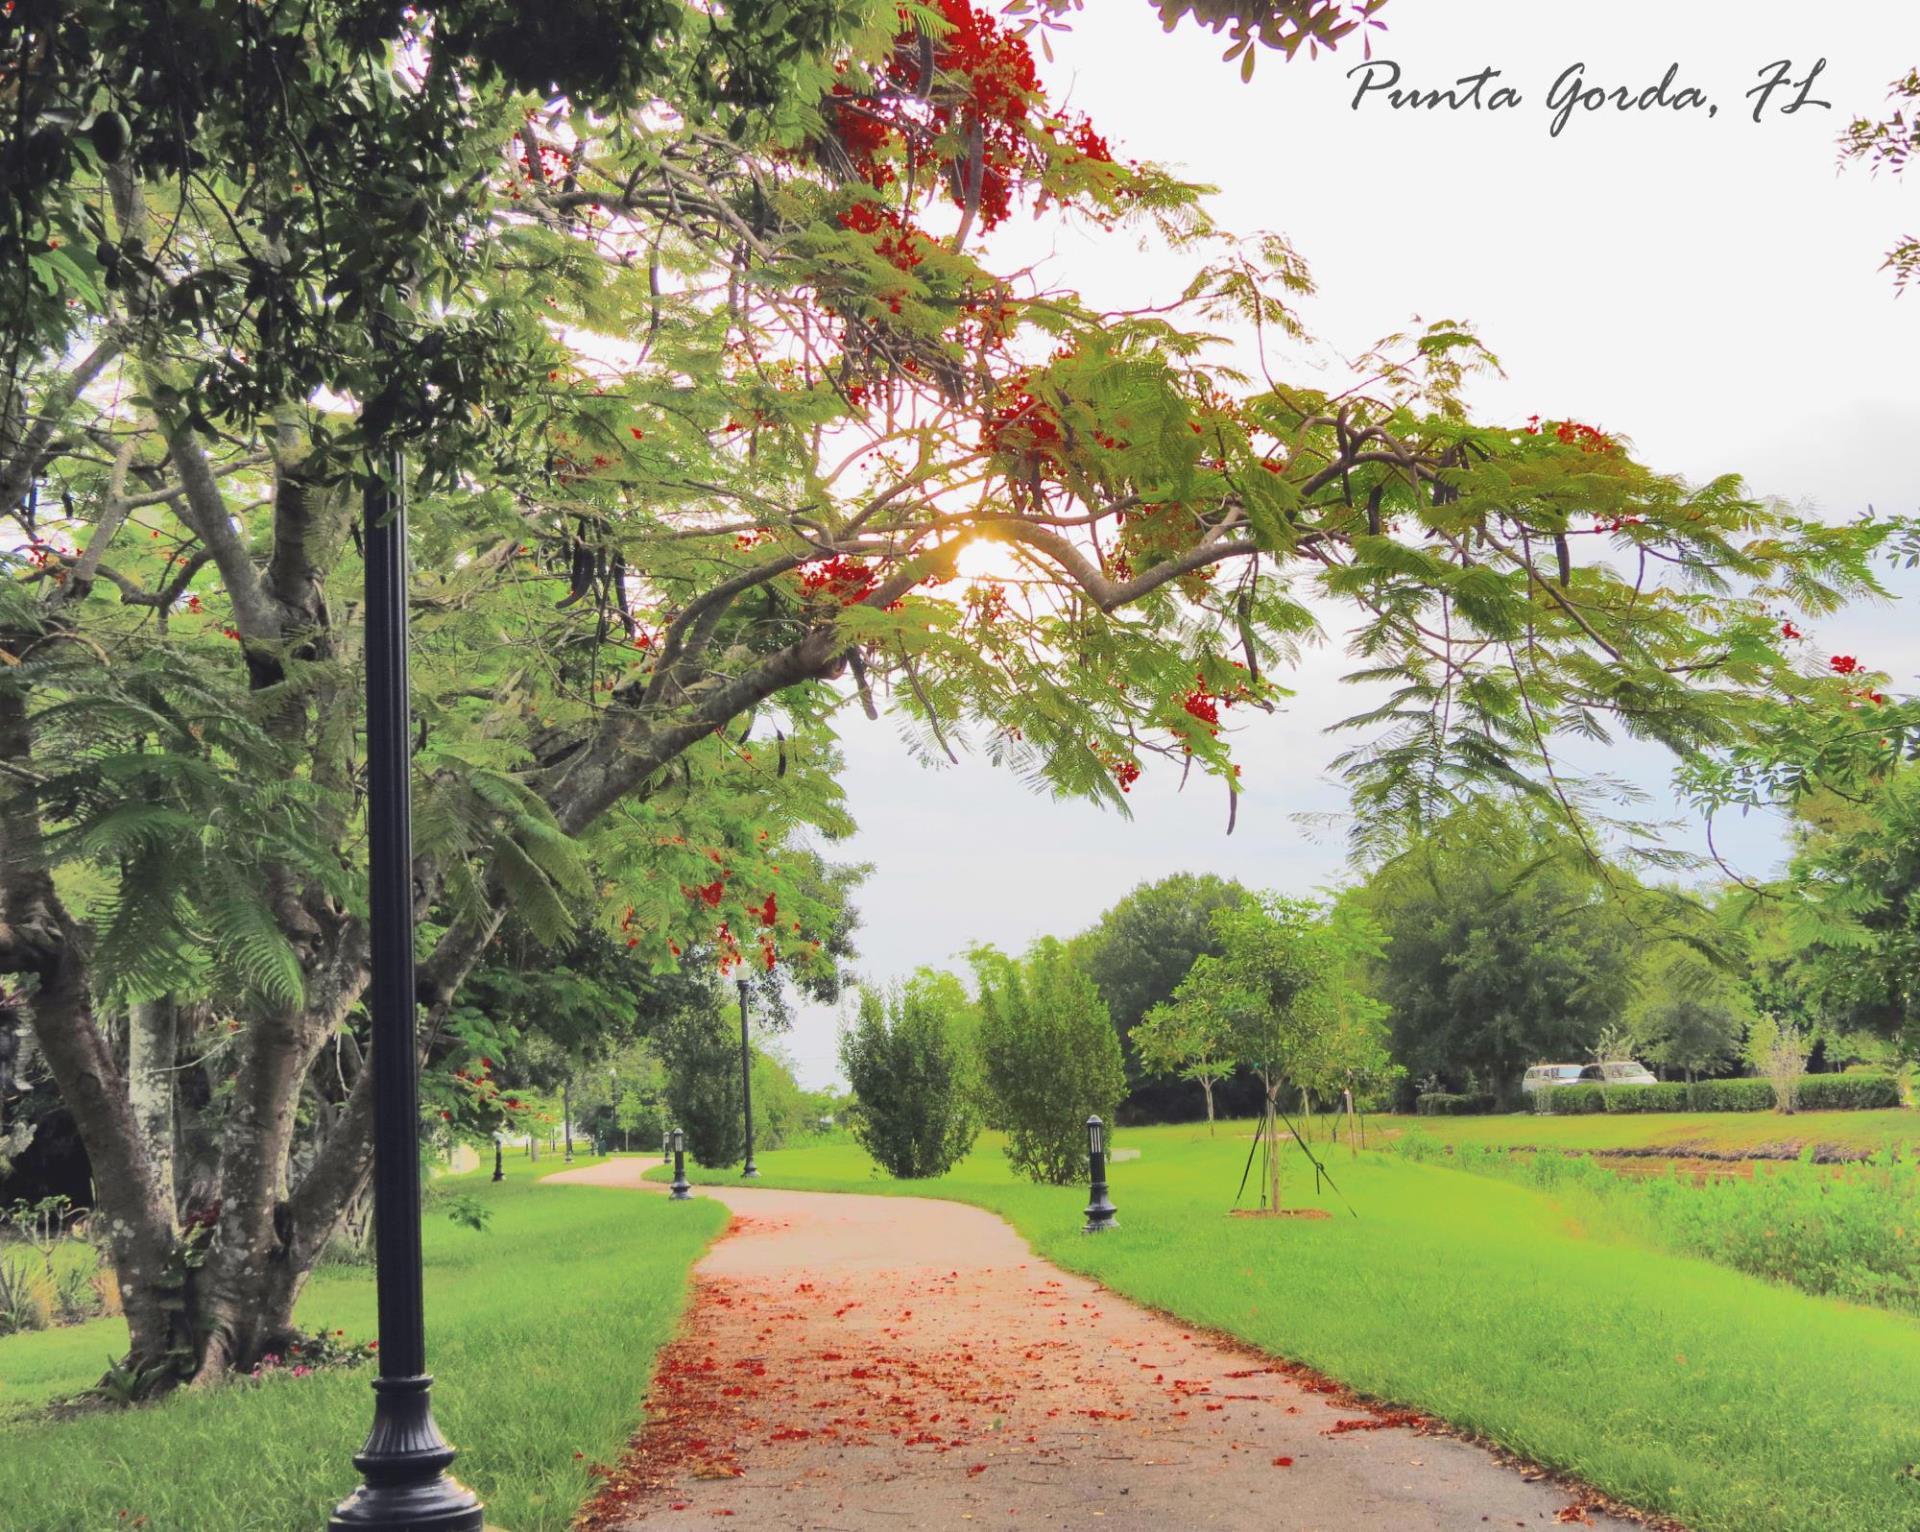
663,1124,1920,1532
1359,1105,1920,1156
0,1155,726,1532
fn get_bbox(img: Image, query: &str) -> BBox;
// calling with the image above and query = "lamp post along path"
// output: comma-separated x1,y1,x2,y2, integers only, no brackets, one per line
329,463,485,1532
1083,1116,1117,1235
670,1127,692,1200
736,979,759,1178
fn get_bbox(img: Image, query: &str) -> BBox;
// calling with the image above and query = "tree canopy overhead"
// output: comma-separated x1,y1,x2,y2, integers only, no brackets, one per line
0,0,1904,1391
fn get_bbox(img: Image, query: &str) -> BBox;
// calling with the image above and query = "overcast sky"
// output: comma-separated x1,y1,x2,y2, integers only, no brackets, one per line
773,0,1920,1087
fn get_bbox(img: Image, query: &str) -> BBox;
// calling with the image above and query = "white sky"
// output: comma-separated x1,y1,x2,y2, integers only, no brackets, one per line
775,0,1920,1088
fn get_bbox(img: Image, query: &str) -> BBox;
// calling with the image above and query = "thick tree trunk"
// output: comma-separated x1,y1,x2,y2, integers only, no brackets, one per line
0,678,187,1376
25,955,189,1370
189,1011,328,1382
127,997,177,1229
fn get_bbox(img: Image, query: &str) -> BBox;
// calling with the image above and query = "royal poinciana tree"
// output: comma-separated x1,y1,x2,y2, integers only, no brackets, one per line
0,0,1902,1389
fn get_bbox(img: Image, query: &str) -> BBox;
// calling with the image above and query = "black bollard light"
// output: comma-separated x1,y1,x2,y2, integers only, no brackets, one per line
329,462,485,1531
661,1128,671,1164
1082,1115,1117,1234
669,1127,692,1200
736,978,759,1178
491,1135,504,1184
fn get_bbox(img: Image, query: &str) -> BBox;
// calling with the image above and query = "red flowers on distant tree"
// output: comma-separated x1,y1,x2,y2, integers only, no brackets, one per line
797,555,879,605
1524,415,1616,454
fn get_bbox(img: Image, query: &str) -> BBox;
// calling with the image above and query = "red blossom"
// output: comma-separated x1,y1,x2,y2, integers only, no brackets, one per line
1830,654,1862,676
797,555,879,605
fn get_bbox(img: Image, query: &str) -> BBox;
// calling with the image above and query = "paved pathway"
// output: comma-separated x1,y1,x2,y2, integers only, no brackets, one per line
545,1160,1645,1532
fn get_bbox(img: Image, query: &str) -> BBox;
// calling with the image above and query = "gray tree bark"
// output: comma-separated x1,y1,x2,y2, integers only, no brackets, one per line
127,997,177,1230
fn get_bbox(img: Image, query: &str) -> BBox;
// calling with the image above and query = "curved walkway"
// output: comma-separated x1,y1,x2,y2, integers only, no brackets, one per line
545,1159,1642,1531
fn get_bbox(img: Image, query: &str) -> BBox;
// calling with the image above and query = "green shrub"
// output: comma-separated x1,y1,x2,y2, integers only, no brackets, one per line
1685,1079,1777,1113
658,1006,745,1168
975,938,1126,1185
1601,1082,1693,1113
1529,1077,1891,1114
1415,1092,1496,1116
1796,1074,1901,1111
840,978,979,1179
1539,1083,1608,1114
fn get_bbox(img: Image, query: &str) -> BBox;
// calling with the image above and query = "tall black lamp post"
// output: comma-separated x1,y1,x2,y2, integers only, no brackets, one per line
0,1004,18,1134
1082,1116,1117,1235
491,1135,504,1184
329,465,485,1531
563,1077,574,1164
669,1127,692,1200
735,978,758,1178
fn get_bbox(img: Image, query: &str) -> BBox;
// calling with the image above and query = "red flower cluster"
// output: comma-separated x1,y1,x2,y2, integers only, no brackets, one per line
798,555,879,604
1525,415,1616,454
817,1,1107,237
511,141,571,186
965,579,1010,627
1830,654,1861,675
1182,689,1220,727
1780,620,1803,640
1111,758,1142,794
838,201,931,271
980,385,1062,477
1066,118,1113,163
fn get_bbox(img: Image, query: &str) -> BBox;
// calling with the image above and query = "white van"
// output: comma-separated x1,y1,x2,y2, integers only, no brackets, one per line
1521,1063,1585,1094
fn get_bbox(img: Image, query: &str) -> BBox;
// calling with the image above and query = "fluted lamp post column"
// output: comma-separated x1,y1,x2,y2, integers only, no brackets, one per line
329,463,485,1532
668,1128,691,1197
0,1004,18,1134
736,978,759,1178
669,1127,692,1200
491,1135,504,1184
1082,1116,1117,1234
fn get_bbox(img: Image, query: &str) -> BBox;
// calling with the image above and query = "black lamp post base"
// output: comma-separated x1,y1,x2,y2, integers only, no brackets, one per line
1083,1189,1118,1235
329,1375,485,1532
742,1161,760,1179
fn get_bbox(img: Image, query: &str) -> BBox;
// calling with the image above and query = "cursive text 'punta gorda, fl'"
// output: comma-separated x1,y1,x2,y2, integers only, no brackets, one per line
1346,59,1832,137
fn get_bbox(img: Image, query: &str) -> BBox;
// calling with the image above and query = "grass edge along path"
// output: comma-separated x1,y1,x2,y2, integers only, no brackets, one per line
0,1158,727,1532
658,1126,1920,1532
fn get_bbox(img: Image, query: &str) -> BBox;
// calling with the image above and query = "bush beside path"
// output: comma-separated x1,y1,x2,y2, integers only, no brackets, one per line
548,1158,1639,1530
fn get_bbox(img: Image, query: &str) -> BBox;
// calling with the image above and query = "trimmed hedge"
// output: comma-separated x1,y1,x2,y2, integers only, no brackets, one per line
1798,1074,1902,1111
1416,1091,1498,1116
1592,1082,1692,1113
1683,1079,1777,1113
1535,1084,1606,1114
1535,1074,1902,1115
